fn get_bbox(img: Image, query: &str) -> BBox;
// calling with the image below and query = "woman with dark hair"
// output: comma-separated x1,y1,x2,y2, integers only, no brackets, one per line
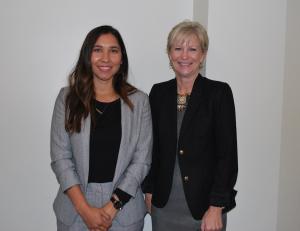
51,25,152,231
142,21,238,231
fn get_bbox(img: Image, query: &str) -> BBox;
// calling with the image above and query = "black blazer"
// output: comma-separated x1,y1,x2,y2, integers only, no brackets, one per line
143,75,238,219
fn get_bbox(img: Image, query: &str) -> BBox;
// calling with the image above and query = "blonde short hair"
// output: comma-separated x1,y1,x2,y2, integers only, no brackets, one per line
167,20,209,54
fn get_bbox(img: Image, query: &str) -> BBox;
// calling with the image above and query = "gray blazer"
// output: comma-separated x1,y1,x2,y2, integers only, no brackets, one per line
50,87,152,226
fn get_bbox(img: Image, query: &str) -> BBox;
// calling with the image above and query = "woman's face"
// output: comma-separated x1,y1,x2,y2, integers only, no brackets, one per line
169,34,206,80
91,33,122,85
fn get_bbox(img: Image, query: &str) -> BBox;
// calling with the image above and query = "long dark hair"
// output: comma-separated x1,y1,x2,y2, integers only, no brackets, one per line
65,25,136,133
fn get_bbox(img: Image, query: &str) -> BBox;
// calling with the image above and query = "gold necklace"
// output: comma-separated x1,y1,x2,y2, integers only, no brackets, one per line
177,93,189,111
95,104,110,115
95,107,104,115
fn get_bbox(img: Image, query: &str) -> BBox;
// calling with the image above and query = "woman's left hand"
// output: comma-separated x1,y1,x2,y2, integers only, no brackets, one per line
145,193,152,214
102,202,118,221
200,206,223,231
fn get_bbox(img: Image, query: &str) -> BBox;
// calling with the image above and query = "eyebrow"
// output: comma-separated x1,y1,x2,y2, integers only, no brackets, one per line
172,44,200,48
93,44,120,49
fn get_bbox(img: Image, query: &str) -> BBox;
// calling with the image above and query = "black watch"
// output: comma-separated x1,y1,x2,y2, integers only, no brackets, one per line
110,196,123,210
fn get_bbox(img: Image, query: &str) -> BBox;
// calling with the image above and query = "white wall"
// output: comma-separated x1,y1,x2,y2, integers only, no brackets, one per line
1,0,298,230
193,0,208,28
277,0,300,230
206,0,287,230
0,1,193,230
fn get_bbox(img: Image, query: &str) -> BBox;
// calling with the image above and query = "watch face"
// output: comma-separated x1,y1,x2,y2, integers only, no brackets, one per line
111,196,123,210
114,200,123,210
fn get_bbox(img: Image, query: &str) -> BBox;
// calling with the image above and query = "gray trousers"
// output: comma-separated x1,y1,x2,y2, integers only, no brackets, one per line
57,183,144,231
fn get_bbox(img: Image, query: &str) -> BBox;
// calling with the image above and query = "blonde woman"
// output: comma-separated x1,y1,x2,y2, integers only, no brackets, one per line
143,21,238,231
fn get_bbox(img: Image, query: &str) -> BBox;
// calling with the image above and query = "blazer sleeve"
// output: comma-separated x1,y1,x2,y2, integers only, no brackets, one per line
117,93,153,197
209,83,238,208
50,88,81,192
142,85,158,193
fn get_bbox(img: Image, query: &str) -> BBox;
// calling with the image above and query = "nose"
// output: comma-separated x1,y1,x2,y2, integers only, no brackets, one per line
101,50,109,62
180,49,188,59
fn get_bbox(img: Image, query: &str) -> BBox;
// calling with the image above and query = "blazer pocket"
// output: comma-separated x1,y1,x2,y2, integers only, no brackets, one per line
114,189,146,226
53,189,77,226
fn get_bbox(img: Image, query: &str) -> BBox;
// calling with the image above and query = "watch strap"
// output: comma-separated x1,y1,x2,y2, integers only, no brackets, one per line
110,195,123,210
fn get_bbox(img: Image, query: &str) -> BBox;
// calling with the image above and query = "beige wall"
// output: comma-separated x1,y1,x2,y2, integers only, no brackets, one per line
277,0,300,230
1,0,298,230
193,0,208,27
201,0,300,230
0,1,193,230
204,0,287,230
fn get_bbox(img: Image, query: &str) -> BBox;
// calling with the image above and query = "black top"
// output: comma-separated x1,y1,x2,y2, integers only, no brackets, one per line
88,98,130,204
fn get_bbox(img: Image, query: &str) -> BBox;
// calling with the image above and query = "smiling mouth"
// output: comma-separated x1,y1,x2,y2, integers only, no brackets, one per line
178,62,192,66
98,66,112,71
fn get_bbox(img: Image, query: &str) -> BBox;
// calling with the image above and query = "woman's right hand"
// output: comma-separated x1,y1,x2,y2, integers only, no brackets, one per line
145,193,152,214
65,185,112,230
79,205,112,231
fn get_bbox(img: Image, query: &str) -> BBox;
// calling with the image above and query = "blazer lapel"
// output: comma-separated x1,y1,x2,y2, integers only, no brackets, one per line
179,75,206,141
164,79,178,153
81,115,91,188
112,99,129,186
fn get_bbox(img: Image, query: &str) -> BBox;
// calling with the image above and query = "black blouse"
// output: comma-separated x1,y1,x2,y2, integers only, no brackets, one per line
88,98,130,204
